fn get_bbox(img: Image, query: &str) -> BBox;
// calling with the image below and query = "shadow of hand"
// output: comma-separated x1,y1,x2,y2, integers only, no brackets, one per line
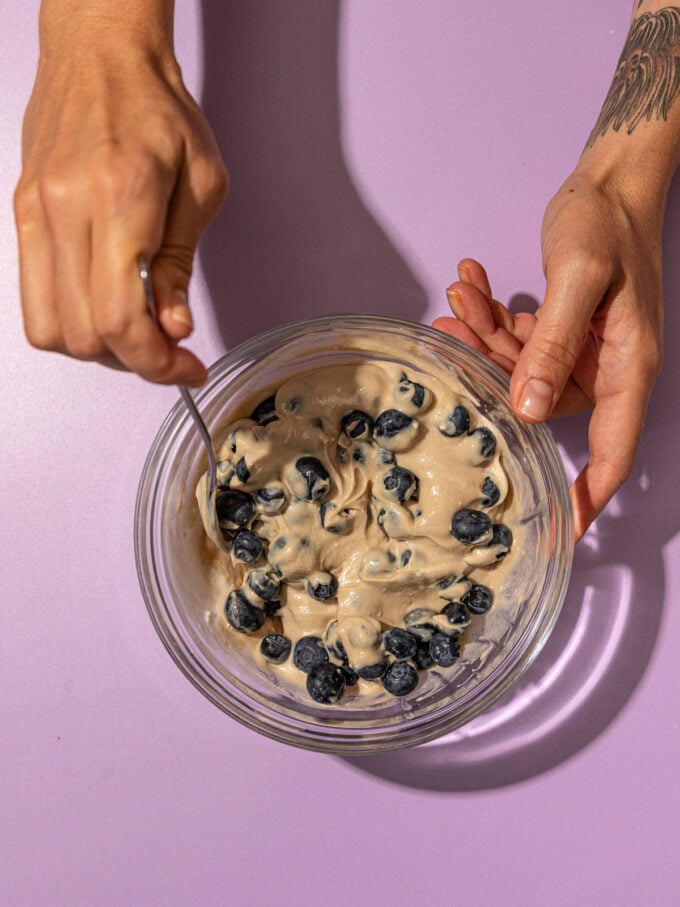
198,0,427,348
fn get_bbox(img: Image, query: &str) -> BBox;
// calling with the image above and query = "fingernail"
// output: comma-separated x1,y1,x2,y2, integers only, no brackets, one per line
170,289,193,329
519,378,554,420
446,288,464,319
457,264,470,282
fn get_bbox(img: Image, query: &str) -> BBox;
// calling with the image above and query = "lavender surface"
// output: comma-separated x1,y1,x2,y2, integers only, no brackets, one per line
1,2,679,905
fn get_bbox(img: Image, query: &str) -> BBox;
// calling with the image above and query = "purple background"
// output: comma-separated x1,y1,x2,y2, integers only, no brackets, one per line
2,1,679,904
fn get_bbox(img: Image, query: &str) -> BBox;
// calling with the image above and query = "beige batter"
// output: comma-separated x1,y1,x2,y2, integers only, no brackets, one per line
196,355,519,702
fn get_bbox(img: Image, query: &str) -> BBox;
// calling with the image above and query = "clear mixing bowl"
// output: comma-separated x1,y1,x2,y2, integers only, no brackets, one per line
134,314,573,754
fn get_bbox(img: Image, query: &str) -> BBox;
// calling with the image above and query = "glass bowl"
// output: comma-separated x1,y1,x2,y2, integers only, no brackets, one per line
134,314,573,754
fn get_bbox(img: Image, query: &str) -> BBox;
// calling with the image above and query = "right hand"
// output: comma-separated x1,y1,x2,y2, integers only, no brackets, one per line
14,21,228,386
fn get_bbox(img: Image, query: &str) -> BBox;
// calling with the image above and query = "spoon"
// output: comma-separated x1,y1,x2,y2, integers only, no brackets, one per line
137,256,230,554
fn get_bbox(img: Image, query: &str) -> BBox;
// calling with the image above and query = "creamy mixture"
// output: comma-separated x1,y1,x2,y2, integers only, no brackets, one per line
196,357,517,705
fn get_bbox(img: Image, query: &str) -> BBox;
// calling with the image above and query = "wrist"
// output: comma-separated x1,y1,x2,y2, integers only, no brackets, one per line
39,0,176,59
572,133,678,224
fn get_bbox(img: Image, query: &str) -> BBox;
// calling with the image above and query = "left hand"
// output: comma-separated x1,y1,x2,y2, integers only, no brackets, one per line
433,171,664,541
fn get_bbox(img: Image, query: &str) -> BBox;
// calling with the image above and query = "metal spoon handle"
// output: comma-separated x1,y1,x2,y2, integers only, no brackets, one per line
137,256,217,498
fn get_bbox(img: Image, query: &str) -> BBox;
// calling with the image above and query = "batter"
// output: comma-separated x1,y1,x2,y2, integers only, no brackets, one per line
197,356,517,705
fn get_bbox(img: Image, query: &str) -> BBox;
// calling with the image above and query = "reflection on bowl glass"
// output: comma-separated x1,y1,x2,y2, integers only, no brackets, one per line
134,315,573,754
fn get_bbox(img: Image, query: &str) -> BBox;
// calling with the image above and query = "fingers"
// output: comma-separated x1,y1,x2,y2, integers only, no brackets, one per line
457,258,492,298
86,148,205,386
87,139,227,387
432,315,491,356
15,50,229,387
510,257,610,423
153,149,228,341
570,372,653,541
14,178,61,352
445,280,524,362
439,258,592,415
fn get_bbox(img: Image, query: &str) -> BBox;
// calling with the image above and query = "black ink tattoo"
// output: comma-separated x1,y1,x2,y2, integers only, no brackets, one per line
586,6,680,147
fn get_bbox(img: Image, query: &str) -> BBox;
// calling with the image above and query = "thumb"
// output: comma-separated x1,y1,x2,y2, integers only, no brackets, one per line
151,156,228,341
153,243,195,342
510,260,608,422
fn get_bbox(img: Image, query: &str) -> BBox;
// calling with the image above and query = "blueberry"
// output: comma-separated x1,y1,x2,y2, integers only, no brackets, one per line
255,483,287,515
470,426,496,458
382,466,418,503
225,589,265,633
401,549,412,567
216,489,256,528
323,620,347,662
319,501,354,534
247,568,280,601
438,573,466,591
462,584,493,614
341,409,374,440
396,376,428,410
306,663,346,704
438,405,470,438
412,639,435,670
404,608,438,641
356,661,388,681
232,530,263,563
293,636,329,674
480,476,500,507
440,601,471,632
260,633,291,664
352,446,366,464
374,409,413,440
429,632,461,667
382,627,419,660
295,456,331,502
382,661,419,696
342,665,359,686
235,457,250,483
411,383,426,408
451,508,492,544
250,394,278,426
489,524,513,558
306,572,338,601
437,574,471,601
216,461,235,490
264,599,282,617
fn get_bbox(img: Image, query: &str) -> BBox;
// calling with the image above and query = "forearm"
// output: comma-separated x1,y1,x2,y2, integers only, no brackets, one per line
576,2,680,212
38,0,175,56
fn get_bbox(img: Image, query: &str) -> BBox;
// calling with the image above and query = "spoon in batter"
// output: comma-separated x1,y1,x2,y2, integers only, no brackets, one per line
137,256,230,554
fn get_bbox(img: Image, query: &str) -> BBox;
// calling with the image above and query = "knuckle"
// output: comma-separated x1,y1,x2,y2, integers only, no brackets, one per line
545,248,611,293
194,154,230,210
38,167,81,213
591,446,634,486
13,179,41,227
24,319,62,352
91,145,171,208
93,308,131,344
63,329,104,361
157,243,194,280
532,334,580,376
640,338,663,382
138,350,174,383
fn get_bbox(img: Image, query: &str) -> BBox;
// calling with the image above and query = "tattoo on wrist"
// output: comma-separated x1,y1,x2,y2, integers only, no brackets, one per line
586,6,680,147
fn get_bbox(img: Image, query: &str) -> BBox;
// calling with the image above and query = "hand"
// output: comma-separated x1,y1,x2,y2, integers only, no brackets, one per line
434,172,664,541
14,20,228,386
